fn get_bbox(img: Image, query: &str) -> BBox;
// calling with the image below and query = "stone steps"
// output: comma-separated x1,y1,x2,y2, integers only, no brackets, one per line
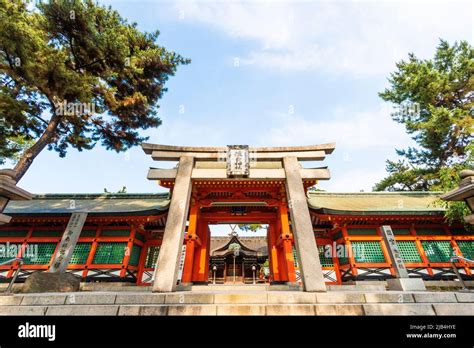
191,284,270,292
2,280,473,294
0,303,472,316
0,290,473,315
327,284,387,291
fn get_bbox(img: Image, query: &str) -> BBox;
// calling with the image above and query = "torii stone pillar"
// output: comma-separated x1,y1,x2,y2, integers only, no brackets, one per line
284,157,326,292
152,156,194,292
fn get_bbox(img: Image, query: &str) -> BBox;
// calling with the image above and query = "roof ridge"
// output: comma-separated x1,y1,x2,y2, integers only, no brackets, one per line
30,191,444,197
308,191,443,196
31,193,170,200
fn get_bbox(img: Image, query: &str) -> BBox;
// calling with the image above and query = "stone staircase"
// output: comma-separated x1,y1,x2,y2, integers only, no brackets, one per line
192,284,274,291
2,280,472,293
0,289,473,315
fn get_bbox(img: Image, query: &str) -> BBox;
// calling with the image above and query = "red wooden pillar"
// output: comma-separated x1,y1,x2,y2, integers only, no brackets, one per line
7,227,34,278
192,219,209,282
267,223,280,282
275,213,288,281
330,240,342,285
182,203,199,283
82,225,102,279
282,240,296,282
136,240,150,285
205,224,211,282
120,225,136,278
410,224,433,276
446,226,472,276
342,225,358,277
280,204,296,282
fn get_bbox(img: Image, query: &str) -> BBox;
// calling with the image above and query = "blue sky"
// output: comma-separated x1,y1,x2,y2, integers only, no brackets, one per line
3,0,473,198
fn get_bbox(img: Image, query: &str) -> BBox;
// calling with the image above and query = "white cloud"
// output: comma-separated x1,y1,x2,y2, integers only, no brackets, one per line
146,116,227,147
256,103,418,191
318,167,388,192
176,1,297,48
176,0,472,75
260,104,413,150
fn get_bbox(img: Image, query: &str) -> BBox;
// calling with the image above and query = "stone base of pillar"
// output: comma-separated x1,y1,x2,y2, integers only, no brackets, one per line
22,272,80,293
176,283,193,291
269,282,302,291
387,278,426,291
284,282,302,291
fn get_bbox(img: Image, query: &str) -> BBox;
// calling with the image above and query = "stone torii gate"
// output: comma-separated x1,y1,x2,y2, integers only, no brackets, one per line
142,143,335,292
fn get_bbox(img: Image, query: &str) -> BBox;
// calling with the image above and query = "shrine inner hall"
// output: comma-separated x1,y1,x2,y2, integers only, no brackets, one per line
0,144,473,292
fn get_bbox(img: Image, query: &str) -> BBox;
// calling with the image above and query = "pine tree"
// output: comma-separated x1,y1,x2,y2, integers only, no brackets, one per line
0,0,189,181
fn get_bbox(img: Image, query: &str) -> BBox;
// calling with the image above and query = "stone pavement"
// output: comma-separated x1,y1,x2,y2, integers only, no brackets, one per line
0,289,473,316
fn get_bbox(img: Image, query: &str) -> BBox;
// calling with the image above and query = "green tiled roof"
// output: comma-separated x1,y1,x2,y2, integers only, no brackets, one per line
4,191,446,216
4,193,170,216
307,191,445,215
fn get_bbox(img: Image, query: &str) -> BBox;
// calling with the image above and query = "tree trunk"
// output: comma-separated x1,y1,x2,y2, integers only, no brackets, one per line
13,115,61,183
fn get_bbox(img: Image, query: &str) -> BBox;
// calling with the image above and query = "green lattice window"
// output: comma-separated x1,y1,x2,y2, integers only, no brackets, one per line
351,241,386,263
421,241,452,262
397,241,422,263
145,246,160,268
70,243,92,264
92,242,126,264
457,241,474,260
128,245,141,266
318,245,334,267
24,243,57,264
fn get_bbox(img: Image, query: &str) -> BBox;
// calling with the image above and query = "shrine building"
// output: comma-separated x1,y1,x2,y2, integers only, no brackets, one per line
0,144,472,292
